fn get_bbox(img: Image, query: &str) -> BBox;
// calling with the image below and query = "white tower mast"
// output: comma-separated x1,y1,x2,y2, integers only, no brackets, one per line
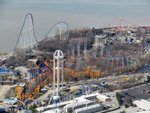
48,50,64,105
53,50,64,96
72,46,75,60
84,37,87,57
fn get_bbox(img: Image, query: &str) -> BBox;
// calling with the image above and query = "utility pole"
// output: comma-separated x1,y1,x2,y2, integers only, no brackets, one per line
116,57,119,69
122,56,124,68
84,37,87,58
126,57,129,66
111,58,114,68
72,46,75,60
77,41,80,58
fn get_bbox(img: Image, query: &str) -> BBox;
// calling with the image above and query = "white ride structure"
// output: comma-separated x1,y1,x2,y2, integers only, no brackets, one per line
48,50,64,106
53,50,64,96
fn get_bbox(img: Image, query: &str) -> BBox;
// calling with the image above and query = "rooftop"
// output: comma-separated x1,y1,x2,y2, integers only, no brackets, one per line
133,99,150,111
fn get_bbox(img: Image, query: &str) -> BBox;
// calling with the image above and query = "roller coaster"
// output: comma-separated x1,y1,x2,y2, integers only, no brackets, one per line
14,13,38,50
14,13,69,51
45,21,69,39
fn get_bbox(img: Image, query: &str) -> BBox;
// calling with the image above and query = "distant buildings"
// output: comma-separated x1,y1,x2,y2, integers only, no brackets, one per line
119,30,142,44
0,67,14,75
93,35,107,56
93,35,106,50
0,67,15,85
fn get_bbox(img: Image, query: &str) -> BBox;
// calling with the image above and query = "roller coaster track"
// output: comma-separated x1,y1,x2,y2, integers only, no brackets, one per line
45,21,69,39
14,13,38,50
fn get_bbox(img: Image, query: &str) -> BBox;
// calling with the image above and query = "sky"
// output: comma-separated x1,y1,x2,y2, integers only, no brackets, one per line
0,0,150,52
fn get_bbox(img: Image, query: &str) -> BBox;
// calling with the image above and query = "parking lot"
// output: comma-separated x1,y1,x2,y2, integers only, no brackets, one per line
122,83,150,100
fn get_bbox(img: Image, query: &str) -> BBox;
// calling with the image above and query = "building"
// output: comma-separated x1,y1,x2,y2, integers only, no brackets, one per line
64,95,103,113
36,93,105,113
135,111,150,113
3,97,17,105
74,104,102,113
43,109,61,113
134,112,150,113
93,35,106,50
133,99,150,111
93,34,107,56
96,94,111,102
0,67,14,75
0,66,15,85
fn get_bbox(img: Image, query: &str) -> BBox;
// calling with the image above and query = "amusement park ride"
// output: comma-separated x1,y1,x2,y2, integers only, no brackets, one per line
14,13,67,101
14,13,130,102
15,58,52,100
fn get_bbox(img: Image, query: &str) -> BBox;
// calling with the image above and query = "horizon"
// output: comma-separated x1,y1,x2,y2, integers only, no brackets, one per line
0,0,150,52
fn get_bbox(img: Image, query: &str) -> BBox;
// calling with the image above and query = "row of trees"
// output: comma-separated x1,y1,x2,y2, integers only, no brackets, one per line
64,67,103,81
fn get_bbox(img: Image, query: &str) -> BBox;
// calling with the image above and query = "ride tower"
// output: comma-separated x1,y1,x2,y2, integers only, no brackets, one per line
49,50,64,105
53,50,64,96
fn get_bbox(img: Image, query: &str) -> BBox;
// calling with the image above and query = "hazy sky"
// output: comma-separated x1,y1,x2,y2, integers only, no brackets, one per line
0,0,150,52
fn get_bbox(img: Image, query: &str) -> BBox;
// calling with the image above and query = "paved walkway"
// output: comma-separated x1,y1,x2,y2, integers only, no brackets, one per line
0,85,16,101
35,89,53,102
0,85,10,100
110,106,138,113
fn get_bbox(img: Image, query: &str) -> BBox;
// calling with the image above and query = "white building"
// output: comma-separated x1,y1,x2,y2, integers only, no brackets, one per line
64,93,105,113
43,109,61,113
96,94,111,102
133,99,150,111
74,104,102,113
134,111,150,113
64,97,93,113
93,35,106,49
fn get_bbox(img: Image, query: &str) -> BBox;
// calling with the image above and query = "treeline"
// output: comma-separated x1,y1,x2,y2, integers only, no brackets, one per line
36,28,102,53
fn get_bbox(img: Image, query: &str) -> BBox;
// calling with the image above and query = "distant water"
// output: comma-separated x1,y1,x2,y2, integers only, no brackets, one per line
0,0,150,52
